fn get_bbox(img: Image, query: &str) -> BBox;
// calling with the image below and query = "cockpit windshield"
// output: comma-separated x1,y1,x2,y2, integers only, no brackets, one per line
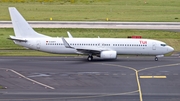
161,44,166,47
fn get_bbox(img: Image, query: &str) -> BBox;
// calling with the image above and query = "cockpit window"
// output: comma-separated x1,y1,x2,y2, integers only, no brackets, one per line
161,44,166,46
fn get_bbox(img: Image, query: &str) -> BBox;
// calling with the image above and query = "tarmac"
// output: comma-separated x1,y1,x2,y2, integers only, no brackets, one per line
0,56,180,101
1,21,180,32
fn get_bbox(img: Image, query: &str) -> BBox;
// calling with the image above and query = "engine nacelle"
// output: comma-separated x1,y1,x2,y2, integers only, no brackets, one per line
100,51,117,59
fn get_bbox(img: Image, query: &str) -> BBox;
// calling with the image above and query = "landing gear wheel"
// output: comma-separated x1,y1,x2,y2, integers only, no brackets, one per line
155,57,158,61
87,56,93,61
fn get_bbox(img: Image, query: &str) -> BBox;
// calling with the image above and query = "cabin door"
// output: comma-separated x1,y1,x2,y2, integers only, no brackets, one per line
152,42,156,50
36,40,41,50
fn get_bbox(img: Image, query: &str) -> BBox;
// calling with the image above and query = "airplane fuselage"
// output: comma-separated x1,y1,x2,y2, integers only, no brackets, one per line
14,38,172,56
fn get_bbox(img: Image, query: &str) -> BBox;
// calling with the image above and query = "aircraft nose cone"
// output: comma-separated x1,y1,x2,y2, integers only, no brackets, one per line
168,46,174,52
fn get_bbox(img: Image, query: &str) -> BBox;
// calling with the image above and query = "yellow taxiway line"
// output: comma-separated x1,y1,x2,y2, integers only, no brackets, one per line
94,63,143,101
140,76,166,79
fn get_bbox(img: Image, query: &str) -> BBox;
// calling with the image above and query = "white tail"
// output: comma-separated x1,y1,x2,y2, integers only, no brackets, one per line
9,7,49,38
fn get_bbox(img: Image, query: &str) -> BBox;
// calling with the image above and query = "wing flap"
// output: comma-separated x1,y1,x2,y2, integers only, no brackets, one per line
76,47,101,54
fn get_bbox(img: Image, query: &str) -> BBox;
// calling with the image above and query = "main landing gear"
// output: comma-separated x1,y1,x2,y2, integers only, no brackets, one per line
154,55,164,61
87,55,93,61
155,57,158,61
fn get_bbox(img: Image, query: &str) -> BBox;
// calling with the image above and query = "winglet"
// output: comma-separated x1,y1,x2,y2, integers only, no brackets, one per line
61,37,73,48
67,31,73,38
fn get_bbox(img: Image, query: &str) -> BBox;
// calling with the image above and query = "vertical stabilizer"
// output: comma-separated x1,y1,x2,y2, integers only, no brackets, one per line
9,7,49,38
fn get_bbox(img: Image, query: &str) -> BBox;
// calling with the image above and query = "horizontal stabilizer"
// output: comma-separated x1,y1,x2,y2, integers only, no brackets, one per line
8,35,27,42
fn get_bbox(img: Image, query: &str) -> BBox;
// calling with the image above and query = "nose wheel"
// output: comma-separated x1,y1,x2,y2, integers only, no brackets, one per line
87,55,93,61
155,57,158,61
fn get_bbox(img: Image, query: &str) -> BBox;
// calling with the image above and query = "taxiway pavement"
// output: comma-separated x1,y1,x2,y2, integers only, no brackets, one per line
1,21,180,32
0,56,180,101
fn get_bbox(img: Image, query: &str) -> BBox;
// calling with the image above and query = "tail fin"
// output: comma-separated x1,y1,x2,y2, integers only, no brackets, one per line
9,7,49,38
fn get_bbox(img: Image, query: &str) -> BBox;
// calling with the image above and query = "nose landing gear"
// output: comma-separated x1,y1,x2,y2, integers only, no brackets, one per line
155,55,164,61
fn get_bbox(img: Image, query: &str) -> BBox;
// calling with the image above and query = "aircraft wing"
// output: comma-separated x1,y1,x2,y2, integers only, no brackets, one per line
75,47,102,54
61,37,107,54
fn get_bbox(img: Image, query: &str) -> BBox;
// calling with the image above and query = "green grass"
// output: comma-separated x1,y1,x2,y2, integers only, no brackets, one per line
0,85,4,89
0,28,179,56
0,0,180,21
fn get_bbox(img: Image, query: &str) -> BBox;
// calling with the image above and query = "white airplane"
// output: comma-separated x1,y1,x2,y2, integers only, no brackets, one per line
8,7,174,61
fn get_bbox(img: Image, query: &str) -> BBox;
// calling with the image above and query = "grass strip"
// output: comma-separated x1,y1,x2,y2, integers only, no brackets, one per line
0,0,180,21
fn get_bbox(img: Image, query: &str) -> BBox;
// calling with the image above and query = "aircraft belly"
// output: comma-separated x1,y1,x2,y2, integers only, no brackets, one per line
117,48,150,55
117,48,162,55
40,46,76,54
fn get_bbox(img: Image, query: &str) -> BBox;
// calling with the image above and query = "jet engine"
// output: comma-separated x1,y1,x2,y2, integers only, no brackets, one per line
100,51,117,59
